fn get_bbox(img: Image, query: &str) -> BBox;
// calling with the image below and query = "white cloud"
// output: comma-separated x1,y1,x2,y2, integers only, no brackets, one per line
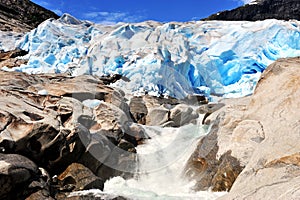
82,11,146,24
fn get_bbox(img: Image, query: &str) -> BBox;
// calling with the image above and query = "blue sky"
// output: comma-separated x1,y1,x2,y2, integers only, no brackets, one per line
31,0,250,24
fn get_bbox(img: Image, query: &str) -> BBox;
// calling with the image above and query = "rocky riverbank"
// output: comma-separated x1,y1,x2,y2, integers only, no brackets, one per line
185,57,300,199
0,69,206,199
1,56,299,199
0,0,299,198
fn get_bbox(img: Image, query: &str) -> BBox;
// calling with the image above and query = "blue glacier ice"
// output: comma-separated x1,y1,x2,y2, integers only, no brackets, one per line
9,14,300,99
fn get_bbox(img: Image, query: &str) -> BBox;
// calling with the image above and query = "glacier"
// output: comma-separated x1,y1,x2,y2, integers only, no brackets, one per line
7,14,300,99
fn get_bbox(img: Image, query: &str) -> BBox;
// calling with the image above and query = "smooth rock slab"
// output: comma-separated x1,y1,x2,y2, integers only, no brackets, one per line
186,57,300,199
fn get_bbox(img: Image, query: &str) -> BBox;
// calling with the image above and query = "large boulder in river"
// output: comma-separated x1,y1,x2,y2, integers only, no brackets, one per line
146,105,170,126
185,57,300,199
169,104,198,127
143,95,199,127
54,163,104,199
129,96,148,124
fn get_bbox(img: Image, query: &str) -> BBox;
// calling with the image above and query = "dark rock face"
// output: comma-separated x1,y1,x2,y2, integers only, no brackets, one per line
205,0,300,21
0,49,28,60
0,153,52,200
55,163,104,199
184,119,244,192
0,0,59,32
129,96,148,125
66,193,128,200
0,49,28,69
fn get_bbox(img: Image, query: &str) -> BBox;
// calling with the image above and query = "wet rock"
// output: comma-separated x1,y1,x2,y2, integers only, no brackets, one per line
159,121,174,127
123,122,149,146
142,95,200,127
104,144,137,179
85,134,137,181
26,191,54,200
117,139,136,153
129,96,148,124
78,132,113,175
0,153,40,199
146,102,199,127
184,119,244,191
92,129,120,145
211,151,243,192
77,128,136,181
67,192,128,200
146,105,169,126
57,163,104,193
142,95,180,126
169,104,198,127
91,101,132,146
143,95,179,110
109,90,131,119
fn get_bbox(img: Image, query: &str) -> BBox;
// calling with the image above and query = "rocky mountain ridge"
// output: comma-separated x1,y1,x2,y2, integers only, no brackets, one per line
205,0,300,21
0,0,59,32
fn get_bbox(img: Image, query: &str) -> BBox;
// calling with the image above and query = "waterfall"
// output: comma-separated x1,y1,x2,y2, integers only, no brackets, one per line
101,120,226,199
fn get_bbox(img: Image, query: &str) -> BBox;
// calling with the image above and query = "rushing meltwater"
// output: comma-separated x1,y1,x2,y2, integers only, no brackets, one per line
71,119,226,199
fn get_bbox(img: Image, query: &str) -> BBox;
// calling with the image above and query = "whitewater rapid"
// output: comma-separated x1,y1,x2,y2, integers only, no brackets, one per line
70,118,225,199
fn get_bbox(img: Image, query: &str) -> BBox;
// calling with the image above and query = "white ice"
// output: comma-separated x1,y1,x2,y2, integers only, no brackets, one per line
7,14,300,99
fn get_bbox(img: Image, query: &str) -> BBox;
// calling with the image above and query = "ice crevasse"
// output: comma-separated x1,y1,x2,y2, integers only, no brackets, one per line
11,14,300,98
